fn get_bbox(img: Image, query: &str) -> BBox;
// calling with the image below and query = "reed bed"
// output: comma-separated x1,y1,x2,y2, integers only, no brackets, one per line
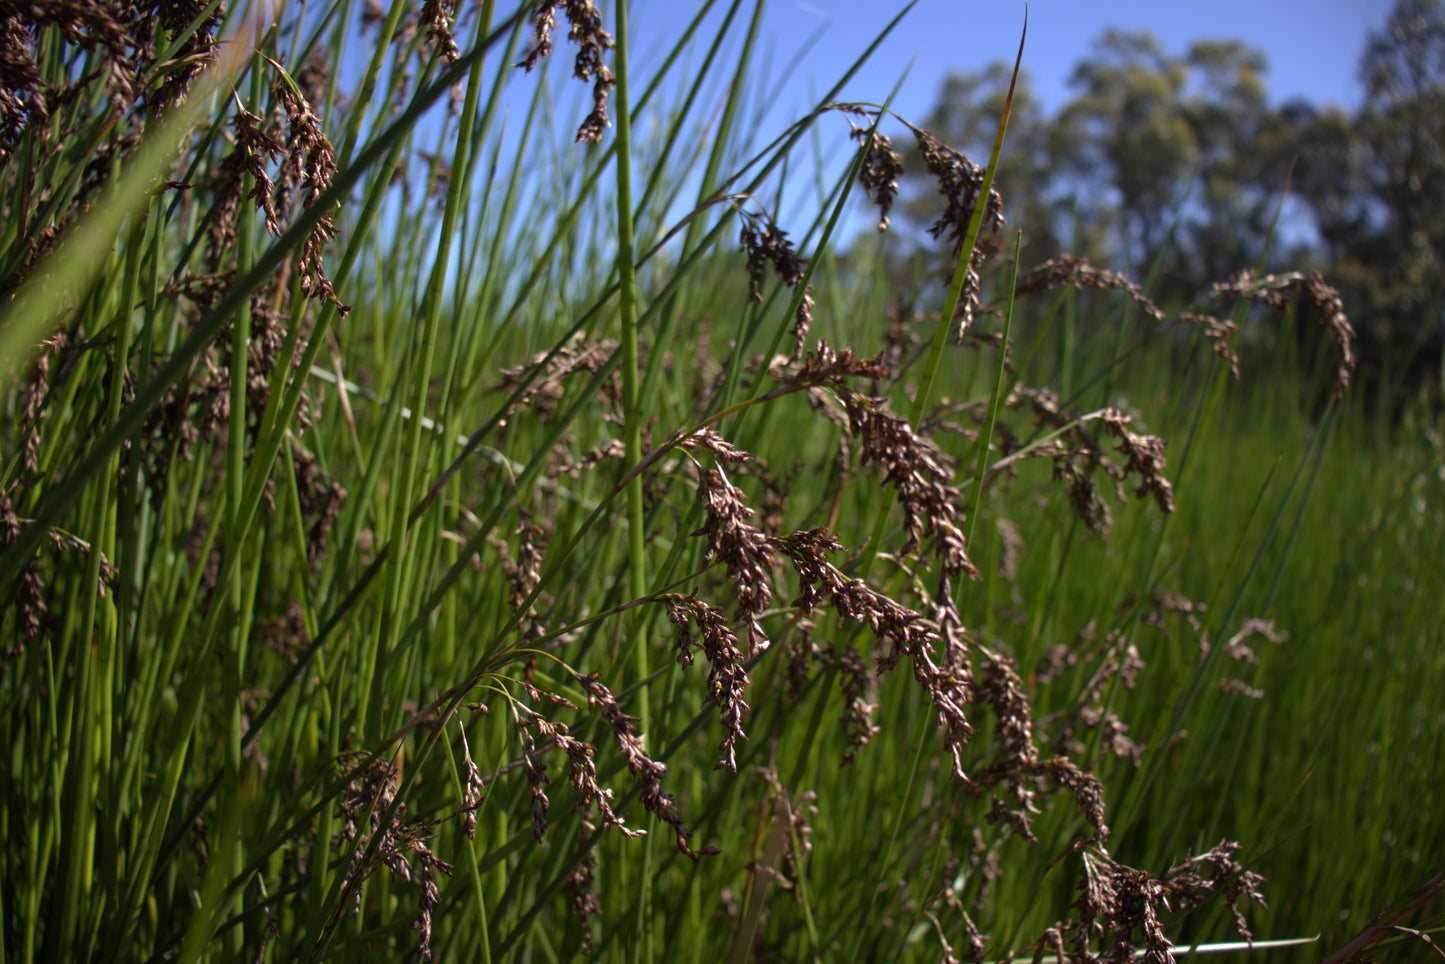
1,2,1440,962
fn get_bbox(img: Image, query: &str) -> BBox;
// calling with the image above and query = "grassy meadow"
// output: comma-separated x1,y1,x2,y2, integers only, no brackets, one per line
1,2,1441,962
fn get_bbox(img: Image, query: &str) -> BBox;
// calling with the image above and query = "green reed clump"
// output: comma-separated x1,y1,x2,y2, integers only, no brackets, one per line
2,3,1437,963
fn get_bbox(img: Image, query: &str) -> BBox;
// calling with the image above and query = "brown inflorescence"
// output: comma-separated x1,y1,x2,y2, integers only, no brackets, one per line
1209,270,1355,397
328,754,457,961
491,522,549,648
772,528,977,780
1003,389,1175,535
1015,255,1166,323
733,209,824,357
515,1,616,145
1178,312,1241,379
579,674,717,859
518,709,636,843
420,0,461,65
1064,841,1267,963
831,641,882,763
909,125,1006,335
739,213,807,302
692,468,773,655
837,388,981,580
563,814,603,953
1205,617,1289,699
272,79,347,313
1,2,219,294
851,123,905,232
662,591,752,773
499,337,622,422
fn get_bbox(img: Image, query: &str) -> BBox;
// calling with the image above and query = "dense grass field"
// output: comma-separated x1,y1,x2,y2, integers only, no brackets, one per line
1,2,1441,962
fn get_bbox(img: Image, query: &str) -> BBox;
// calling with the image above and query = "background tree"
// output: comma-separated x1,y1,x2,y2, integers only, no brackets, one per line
1171,40,1278,288
1052,30,1199,275
889,0,1445,407
903,31,1279,302
1352,0,1442,395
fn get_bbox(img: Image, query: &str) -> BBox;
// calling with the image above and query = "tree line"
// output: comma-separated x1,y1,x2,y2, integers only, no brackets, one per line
889,0,1444,411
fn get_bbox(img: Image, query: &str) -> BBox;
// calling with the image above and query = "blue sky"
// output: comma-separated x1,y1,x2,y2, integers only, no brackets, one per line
611,0,1393,245
348,1,1397,285
631,0,1391,126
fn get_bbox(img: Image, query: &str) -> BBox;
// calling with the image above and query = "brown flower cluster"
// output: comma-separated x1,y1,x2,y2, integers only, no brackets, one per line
1136,589,1208,634
515,1,616,145
10,331,66,481
272,80,346,311
675,439,1120,843
829,106,1005,335
207,107,283,258
136,277,322,485
292,444,347,568
420,0,461,65
518,706,635,843
831,640,881,762
1204,617,1288,699
968,635,1110,842
1015,255,1166,324
1209,270,1355,397
1005,390,1175,534
579,674,716,859
678,425,756,464
1177,312,1241,378
1,2,220,290
197,79,347,314
1064,841,1266,963
737,209,816,354
126,274,341,555
499,337,622,423
563,814,603,953
328,753,466,961
1100,410,1174,516
1,10,327,330
692,468,772,653
850,123,904,232
672,448,983,784
771,521,1106,842
1042,625,1147,767
662,591,751,772
148,1,223,114
750,767,818,894
501,668,733,948
1,3,136,163
738,214,806,296
777,340,890,389
837,389,981,580
492,522,549,647
910,126,1006,332
772,529,978,778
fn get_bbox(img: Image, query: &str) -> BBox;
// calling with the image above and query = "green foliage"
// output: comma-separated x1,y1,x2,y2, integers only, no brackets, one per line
902,0,1445,406
0,3,1439,964
1291,0,1445,406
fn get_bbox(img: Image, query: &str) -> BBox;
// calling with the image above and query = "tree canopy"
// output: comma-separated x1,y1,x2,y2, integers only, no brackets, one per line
891,0,1444,407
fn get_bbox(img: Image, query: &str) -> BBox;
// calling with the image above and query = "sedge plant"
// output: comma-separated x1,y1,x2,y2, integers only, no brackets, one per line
1,3,1439,964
